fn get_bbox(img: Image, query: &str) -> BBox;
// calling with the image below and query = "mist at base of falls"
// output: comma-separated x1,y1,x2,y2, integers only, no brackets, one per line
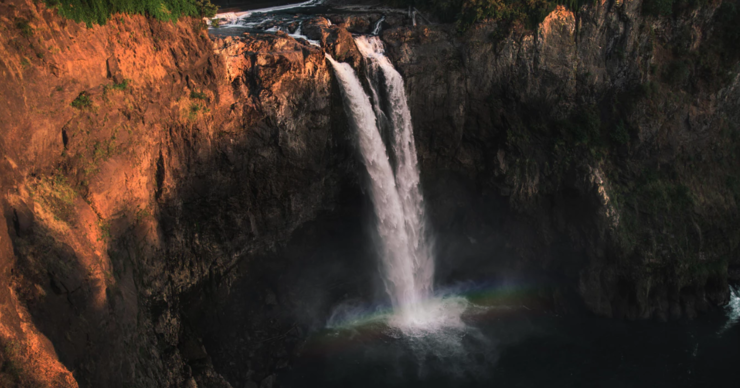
282,298,740,388
303,45,740,388
191,178,740,388
326,39,456,337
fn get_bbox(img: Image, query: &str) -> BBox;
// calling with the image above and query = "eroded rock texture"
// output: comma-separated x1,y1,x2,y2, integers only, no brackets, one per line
0,0,739,387
0,1,350,386
381,2,740,321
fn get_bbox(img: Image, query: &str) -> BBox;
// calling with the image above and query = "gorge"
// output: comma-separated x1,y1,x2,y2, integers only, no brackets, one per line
0,0,739,386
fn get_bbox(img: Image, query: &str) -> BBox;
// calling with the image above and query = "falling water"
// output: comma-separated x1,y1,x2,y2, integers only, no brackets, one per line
371,16,385,35
325,54,421,319
354,35,434,306
326,39,465,335
719,285,740,335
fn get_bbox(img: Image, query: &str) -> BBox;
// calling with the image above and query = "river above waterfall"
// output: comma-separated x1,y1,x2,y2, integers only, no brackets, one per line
207,0,397,37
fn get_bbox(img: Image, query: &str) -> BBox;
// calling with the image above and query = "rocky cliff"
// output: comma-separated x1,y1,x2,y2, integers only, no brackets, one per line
0,0,738,387
380,1,740,321
0,1,352,385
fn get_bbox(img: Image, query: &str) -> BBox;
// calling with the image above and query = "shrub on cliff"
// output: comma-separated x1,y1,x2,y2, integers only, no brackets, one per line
71,92,93,109
44,0,218,27
14,17,33,37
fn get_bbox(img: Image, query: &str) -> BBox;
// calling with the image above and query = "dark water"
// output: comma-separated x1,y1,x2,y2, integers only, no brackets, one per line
281,303,740,387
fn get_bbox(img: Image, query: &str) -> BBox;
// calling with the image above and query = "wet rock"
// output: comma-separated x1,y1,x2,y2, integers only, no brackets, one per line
303,17,362,67
326,14,381,34
302,17,331,40
260,374,275,388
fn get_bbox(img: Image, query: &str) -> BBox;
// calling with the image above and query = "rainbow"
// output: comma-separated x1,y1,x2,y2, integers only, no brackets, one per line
298,280,542,356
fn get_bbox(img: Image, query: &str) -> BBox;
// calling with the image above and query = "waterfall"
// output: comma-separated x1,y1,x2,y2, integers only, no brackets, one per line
719,285,740,335
327,38,465,335
354,35,434,308
371,16,385,36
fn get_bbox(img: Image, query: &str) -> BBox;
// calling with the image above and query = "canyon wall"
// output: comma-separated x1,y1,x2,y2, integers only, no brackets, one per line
381,0,740,321
0,1,351,386
0,0,738,387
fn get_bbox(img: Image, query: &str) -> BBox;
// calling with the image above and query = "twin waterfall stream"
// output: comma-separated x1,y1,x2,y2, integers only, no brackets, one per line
326,36,466,335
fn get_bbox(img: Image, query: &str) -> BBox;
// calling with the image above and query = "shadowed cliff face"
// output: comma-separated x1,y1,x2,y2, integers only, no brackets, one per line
0,0,739,387
381,2,740,320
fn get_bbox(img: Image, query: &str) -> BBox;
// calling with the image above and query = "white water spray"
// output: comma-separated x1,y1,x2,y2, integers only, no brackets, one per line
719,285,740,335
326,39,466,335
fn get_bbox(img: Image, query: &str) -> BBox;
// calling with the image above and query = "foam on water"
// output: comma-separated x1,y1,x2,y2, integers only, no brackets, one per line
288,24,321,46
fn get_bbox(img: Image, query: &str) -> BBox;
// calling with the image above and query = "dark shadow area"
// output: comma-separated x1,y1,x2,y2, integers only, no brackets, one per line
181,181,383,387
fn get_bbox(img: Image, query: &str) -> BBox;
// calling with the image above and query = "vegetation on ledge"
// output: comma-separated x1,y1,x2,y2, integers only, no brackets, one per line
44,0,218,27
387,0,723,31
